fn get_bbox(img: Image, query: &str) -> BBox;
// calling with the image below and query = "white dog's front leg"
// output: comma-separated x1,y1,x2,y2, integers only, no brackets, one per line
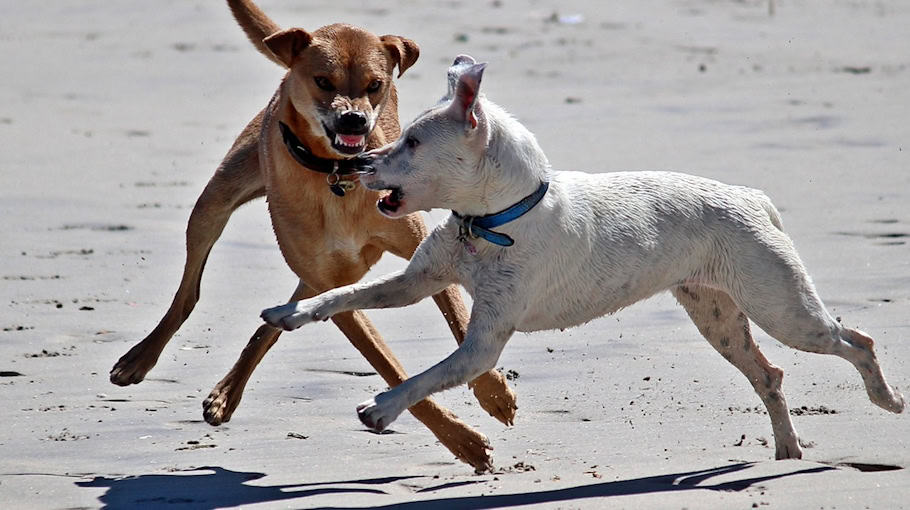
357,318,514,432
261,267,450,331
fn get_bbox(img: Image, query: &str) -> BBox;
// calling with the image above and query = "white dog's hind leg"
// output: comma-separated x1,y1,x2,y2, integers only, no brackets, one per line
758,315,905,414
837,328,905,413
723,231,905,415
673,285,802,460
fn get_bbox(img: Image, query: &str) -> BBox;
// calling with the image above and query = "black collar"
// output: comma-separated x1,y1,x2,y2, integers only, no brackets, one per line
278,121,368,176
278,121,370,196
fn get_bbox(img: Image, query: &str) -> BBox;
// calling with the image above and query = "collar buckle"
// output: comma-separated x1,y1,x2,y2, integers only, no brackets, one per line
452,180,549,248
458,216,479,240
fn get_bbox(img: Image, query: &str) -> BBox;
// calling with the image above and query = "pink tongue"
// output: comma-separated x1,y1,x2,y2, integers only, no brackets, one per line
338,134,364,146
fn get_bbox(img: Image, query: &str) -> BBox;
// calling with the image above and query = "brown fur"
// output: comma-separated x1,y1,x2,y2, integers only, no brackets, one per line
109,0,516,472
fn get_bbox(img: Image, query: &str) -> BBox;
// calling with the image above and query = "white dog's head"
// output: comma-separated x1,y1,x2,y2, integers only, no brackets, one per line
359,55,490,218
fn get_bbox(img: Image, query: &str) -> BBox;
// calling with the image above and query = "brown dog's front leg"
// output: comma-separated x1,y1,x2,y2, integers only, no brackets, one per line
332,309,493,472
204,281,316,426
431,286,518,426
203,323,282,425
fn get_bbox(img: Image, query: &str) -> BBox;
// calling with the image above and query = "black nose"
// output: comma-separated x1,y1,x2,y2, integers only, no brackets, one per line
338,111,368,132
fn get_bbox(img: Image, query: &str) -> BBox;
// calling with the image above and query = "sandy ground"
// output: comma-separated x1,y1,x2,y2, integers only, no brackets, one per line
2,1,909,508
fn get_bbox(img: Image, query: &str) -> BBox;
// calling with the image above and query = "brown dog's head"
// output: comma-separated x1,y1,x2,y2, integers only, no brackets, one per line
264,24,418,159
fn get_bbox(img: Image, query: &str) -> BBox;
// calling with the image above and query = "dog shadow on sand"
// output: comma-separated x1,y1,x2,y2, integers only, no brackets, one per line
75,462,833,509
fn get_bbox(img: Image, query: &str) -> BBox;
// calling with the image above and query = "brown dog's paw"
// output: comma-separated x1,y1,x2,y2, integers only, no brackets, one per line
202,382,241,426
409,399,494,472
469,370,518,426
434,411,494,473
109,345,156,386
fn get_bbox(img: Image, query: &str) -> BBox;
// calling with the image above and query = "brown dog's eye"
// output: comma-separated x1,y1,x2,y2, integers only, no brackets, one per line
405,136,419,149
314,76,335,92
366,79,382,93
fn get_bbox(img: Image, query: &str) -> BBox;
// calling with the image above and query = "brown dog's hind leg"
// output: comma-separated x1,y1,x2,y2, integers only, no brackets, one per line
203,280,316,426
110,117,266,386
673,285,802,460
333,309,493,472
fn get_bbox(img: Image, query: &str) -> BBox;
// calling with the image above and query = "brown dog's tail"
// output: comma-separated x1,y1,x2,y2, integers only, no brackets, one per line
226,0,286,68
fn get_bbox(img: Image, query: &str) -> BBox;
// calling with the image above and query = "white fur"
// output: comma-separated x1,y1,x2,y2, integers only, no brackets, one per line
262,58,904,459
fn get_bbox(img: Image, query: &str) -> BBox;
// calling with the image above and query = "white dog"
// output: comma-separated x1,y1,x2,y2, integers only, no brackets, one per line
262,55,905,460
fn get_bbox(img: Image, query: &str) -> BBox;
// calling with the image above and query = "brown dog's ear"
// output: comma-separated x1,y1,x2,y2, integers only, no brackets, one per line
263,28,312,67
380,35,420,78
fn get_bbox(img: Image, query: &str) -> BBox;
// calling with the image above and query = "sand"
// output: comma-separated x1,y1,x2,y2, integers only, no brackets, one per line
1,1,908,508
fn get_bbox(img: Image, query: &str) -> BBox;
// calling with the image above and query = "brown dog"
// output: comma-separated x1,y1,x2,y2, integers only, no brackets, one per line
108,0,516,471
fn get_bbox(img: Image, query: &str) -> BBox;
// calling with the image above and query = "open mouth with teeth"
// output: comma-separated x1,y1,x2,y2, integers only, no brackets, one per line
377,186,404,216
323,123,368,155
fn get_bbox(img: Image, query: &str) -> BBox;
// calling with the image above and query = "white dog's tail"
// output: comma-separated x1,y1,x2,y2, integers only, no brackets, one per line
758,192,785,232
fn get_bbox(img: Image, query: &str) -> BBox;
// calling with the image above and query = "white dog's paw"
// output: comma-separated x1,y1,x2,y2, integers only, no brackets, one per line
260,301,324,331
356,395,403,432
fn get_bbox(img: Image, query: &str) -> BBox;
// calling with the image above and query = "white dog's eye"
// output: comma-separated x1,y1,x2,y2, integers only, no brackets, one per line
405,136,419,149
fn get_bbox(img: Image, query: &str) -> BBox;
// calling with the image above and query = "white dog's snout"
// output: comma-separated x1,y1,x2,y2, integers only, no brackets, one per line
367,142,395,158
353,151,383,176
357,143,396,175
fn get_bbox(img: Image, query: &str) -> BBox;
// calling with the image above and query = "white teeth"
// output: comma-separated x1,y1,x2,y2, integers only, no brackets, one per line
335,134,366,147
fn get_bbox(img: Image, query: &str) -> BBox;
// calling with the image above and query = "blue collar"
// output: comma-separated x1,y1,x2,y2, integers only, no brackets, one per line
453,181,549,247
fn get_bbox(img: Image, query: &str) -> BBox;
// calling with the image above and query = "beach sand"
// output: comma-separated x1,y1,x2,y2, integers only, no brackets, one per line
1,1,908,508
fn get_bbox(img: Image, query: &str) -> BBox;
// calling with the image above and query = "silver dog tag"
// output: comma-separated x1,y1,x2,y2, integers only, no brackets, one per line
457,224,478,255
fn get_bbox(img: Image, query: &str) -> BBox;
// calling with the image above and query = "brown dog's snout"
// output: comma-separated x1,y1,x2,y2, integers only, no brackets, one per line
337,110,369,133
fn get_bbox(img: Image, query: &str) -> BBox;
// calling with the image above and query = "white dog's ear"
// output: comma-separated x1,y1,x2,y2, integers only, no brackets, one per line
447,62,486,130
444,55,478,100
